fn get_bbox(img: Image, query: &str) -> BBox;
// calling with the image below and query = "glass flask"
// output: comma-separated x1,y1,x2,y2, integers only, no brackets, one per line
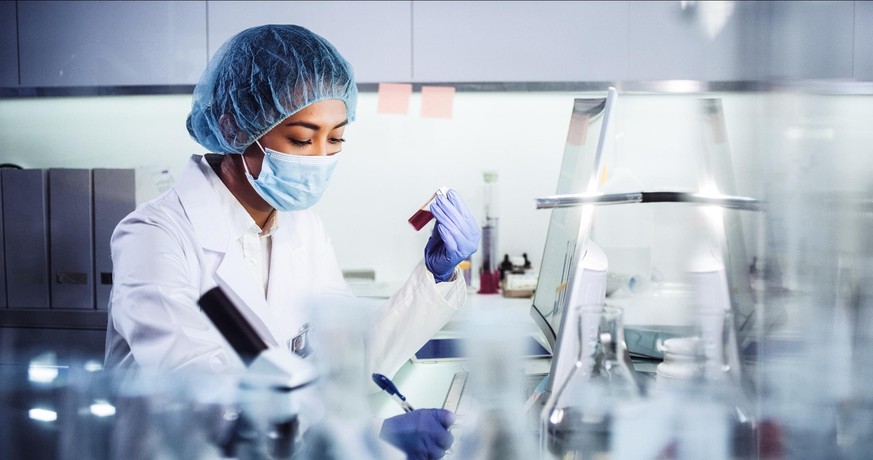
452,306,538,459
646,307,757,460
541,304,640,459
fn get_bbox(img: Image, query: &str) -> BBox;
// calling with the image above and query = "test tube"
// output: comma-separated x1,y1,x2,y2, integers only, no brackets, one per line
408,186,449,231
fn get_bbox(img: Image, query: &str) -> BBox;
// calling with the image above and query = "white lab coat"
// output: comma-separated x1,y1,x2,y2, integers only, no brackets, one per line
104,155,466,377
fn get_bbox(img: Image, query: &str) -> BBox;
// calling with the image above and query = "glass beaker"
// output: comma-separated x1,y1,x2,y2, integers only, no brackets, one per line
541,304,640,458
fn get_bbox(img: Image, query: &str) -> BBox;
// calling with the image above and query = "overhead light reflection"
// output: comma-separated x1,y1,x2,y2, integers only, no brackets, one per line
90,400,116,417
29,408,57,422
699,1,735,39
28,366,59,384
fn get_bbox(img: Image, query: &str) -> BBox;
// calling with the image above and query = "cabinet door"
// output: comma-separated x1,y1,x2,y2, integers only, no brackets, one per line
207,1,412,83
628,1,764,81
628,1,854,81
18,1,206,87
855,0,873,81
0,2,17,87
412,1,629,82
757,0,854,80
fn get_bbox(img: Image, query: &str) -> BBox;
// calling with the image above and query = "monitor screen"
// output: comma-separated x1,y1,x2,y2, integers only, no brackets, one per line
530,88,617,352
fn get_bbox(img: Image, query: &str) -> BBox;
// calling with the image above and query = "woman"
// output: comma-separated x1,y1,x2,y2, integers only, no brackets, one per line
104,24,478,459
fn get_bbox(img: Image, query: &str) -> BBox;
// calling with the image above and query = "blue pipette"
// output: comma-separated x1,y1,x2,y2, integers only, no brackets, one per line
372,373,415,413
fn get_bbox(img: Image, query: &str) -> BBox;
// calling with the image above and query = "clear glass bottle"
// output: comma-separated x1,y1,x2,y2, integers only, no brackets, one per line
479,171,500,293
541,304,640,458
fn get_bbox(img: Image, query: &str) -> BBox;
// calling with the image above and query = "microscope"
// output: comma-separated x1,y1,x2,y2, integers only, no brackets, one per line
198,287,317,459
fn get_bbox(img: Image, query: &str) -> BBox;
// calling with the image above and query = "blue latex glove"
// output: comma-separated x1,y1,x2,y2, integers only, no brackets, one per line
380,409,455,460
425,190,481,282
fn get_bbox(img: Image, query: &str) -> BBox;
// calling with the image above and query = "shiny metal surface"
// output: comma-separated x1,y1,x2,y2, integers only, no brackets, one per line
535,191,763,211
4,80,873,98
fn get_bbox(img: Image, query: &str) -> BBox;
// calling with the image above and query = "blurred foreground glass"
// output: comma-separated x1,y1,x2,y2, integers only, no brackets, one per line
1,364,242,460
452,306,538,459
540,304,640,459
297,295,392,460
751,89,873,460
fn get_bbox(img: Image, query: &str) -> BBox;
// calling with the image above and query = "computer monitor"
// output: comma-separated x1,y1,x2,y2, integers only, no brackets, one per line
530,88,616,348
531,96,767,383
529,88,618,390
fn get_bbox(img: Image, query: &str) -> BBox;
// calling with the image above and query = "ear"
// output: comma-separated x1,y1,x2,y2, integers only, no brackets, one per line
218,113,248,147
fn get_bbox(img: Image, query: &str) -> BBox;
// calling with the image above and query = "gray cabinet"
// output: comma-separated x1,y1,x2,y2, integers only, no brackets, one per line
628,1,765,81
18,1,206,87
0,2,18,87
207,1,412,83
855,0,873,80
412,1,629,82
760,1,855,80
606,0,854,82
5,0,869,88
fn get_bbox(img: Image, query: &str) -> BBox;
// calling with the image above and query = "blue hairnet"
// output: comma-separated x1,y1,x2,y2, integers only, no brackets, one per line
187,24,357,154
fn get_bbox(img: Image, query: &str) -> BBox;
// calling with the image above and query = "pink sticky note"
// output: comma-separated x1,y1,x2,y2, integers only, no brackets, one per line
420,86,455,119
377,83,412,114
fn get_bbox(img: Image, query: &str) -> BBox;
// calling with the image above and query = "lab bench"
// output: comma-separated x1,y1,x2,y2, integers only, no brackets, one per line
367,291,672,460
369,294,543,414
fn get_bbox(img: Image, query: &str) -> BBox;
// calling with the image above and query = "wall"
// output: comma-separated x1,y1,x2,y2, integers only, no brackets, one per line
1,90,870,289
0,91,569,287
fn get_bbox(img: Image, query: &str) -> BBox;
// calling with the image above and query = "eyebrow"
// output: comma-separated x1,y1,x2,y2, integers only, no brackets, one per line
284,119,349,130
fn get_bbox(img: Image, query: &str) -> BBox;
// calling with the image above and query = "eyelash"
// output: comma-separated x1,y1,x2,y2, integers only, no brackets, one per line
290,138,346,147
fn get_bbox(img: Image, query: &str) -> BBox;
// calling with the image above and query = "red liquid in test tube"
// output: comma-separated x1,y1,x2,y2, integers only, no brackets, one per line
408,187,448,231
408,209,434,231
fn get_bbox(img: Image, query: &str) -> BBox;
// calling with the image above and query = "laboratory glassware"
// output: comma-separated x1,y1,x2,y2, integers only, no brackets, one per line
296,295,391,460
478,171,500,294
409,186,448,231
452,307,538,459
648,306,757,460
540,304,640,459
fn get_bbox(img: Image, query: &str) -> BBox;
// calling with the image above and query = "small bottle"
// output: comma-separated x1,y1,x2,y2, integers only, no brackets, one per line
522,253,532,271
499,254,513,281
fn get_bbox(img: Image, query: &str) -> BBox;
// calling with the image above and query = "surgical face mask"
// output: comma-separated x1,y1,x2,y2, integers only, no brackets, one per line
242,141,340,211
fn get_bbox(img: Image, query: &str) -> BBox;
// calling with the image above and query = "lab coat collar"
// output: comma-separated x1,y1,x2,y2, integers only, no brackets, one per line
174,155,229,252
175,155,283,346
